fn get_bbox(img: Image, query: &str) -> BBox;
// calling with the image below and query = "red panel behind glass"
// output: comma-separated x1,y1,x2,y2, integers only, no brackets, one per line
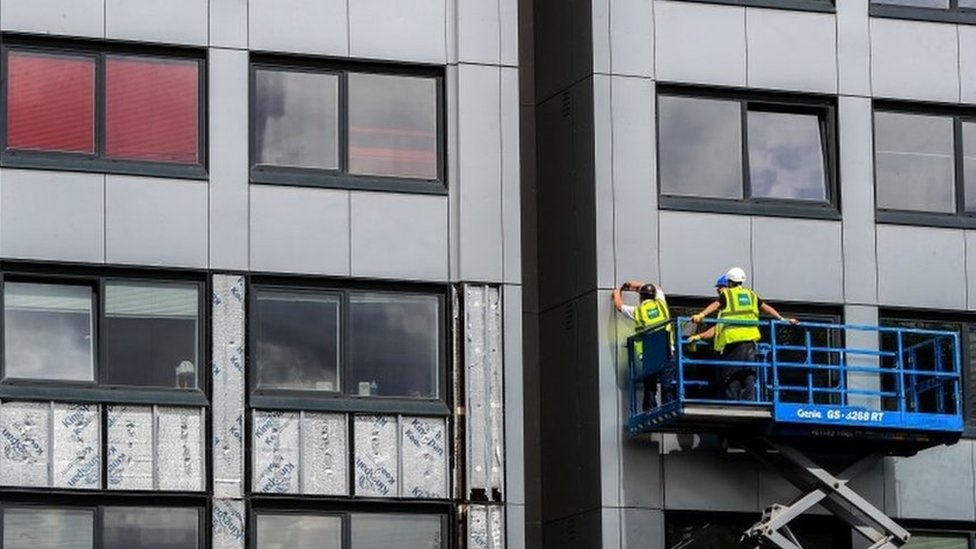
7,51,95,154
105,56,199,164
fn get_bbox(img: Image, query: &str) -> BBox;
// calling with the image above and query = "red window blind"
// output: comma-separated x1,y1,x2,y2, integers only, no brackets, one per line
105,56,199,164
6,51,95,154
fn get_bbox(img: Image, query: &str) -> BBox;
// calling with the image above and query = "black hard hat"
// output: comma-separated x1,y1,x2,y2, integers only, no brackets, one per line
638,284,656,299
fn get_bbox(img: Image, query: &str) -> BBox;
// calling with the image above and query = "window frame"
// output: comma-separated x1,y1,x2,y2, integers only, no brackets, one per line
656,85,840,220
671,0,834,12
249,56,447,195
0,266,209,406
871,0,976,25
873,102,976,228
250,504,452,549
0,498,207,549
0,36,208,180
248,278,450,416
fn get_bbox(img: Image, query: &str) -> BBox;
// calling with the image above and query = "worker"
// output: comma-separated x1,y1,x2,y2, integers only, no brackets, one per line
690,267,797,401
613,280,671,410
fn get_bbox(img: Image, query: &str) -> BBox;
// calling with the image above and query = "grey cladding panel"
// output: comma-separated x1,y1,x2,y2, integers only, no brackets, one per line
746,10,836,93
836,0,871,96
871,18,960,103
654,1,746,87
610,0,653,77
659,211,751,296
249,0,347,56
877,225,966,309
105,0,207,45
839,97,878,304
2,0,104,37
752,218,842,303
664,450,759,512
350,192,448,281
349,0,446,63
963,27,976,104
885,441,976,521
210,0,248,48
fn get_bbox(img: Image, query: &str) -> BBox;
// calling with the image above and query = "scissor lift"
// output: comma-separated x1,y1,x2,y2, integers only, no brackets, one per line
627,319,964,549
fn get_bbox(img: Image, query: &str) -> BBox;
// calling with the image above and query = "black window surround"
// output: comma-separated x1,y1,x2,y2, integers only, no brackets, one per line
249,56,446,195
248,278,450,416
873,102,976,229
0,36,207,180
871,1,976,26
0,266,208,406
656,85,840,220
672,0,834,12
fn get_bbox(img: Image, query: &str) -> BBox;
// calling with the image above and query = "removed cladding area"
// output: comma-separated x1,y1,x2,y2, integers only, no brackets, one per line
252,410,301,494
52,402,100,489
301,412,348,495
464,284,505,499
213,499,246,549
468,504,506,549
212,275,246,499
0,401,51,487
107,405,154,490
354,414,399,497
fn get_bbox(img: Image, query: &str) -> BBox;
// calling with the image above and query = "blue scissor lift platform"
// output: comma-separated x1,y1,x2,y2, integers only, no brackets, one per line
627,318,963,548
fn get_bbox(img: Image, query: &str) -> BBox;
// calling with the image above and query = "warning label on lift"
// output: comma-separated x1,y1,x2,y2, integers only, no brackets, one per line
774,403,963,432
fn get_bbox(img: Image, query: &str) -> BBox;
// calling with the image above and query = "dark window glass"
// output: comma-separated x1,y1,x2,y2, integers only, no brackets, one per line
875,111,955,213
349,293,440,398
903,533,970,548
102,507,198,549
105,56,199,164
102,282,200,389
3,508,93,549
350,514,443,548
255,290,340,392
748,111,827,201
254,69,340,169
347,73,438,180
665,513,851,549
4,282,94,381
658,95,743,199
6,51,95,154
965,121,976,212
256,514,342,549
873,0,949,6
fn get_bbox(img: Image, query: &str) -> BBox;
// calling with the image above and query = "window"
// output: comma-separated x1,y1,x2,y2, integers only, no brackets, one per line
254,512,445,549
871,0,976,24
251,59,444,194
668,0,833,11
2,41,205,178
1,505,201,549
902,532,972,548
251,284,446,413
874,107,976,227
657,88,837,218
1,274,205,404
665,511,851,549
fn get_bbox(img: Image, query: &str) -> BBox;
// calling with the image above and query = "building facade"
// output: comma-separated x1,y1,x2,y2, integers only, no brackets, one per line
522,0,976,547
0,1,523,549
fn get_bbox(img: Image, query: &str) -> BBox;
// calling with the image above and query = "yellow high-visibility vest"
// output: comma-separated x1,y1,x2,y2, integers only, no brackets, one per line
714,286,760,352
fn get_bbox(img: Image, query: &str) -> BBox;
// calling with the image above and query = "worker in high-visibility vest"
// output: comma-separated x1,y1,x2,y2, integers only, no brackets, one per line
690,267,797,401
613,280,671,410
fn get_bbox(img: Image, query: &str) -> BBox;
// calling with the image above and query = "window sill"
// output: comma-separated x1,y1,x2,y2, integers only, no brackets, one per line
877,210,976,229
673,0,835,13
1,153,208,181
660,196,842,221
250,167,448,196
0,384,209,406
870,4,976,25
250,393,450,416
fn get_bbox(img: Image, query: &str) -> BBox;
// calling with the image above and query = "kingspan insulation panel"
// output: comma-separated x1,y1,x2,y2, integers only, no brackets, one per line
107,405,154,490
464,285,505,498
401,416,448,498
212,275,246,499
213,499,246,549
468,504,506,549
156,406,205,491
52,402,100,489
0,401,51,487
354,414,399,497
301,412,348,496
252,410,301,494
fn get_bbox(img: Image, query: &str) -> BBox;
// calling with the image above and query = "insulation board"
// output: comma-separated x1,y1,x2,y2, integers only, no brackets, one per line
252,410,300,494
106,405,154,491
301,412,348,496
0,401,50,487
156,406,205,492
212,499,246,549
52,403,100,489
353,415,398,497
401,416,448,499
212,275,246,499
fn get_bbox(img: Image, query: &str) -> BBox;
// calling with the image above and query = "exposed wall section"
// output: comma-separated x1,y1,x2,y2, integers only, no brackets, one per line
469,504,506,549
212,275,246,498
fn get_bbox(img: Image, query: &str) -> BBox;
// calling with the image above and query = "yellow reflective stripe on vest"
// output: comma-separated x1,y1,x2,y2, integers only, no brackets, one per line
714,286,760,351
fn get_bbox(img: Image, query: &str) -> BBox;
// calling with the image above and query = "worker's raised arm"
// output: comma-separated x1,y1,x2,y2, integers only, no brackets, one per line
613,280,643,311
760,302,798,325
691,300,721,323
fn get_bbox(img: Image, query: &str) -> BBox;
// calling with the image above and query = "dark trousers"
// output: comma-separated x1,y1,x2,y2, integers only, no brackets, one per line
721,341,757,401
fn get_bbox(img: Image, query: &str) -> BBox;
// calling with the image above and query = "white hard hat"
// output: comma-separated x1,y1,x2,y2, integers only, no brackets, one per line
726,267,746,283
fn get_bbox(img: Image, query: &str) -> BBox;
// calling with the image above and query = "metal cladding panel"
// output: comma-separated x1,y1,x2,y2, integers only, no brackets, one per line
212,275,246,499
469,505,506,549
401,417,448,499
301,412,348,496
212,499,246,549
354,415,399,498
106,405,154,491
252,410,300,494
52,403,100,490
0,401,51,487
156,406,205,492
465,285,505,497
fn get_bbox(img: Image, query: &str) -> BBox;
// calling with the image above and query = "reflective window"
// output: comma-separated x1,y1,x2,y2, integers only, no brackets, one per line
253,69,339,170
252,286,444,407
102,507,198,549
255,290,340,392
350,514,443,549
871,0,976,22
4,282,94,381
256,514,342,549
5,51,95,154
875,112,955,213
657,91,834,213
873,0,949,6
251,62,443,192
102,282,200,389
3,508,94,549
2,43,204,175
965,121,976,211
903,533,970,549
